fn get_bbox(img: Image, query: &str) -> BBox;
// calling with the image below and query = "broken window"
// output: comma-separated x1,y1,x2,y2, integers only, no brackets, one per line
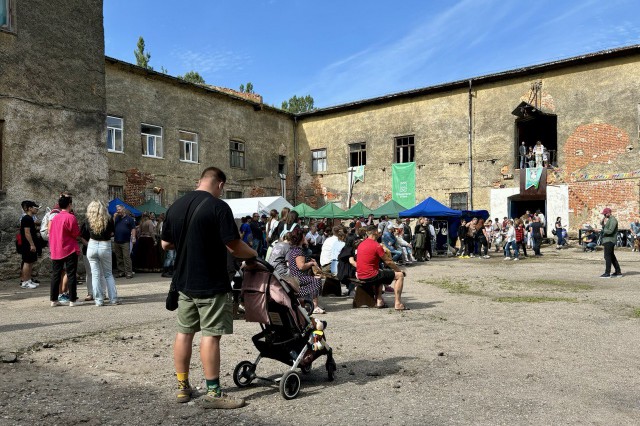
230,140,245,169
278,155,287,175
450,192,468,211
394,135,415,163
179,130,198,163
349,142,366,167
106,116,123,152
311,149,326,173
141,123,163,158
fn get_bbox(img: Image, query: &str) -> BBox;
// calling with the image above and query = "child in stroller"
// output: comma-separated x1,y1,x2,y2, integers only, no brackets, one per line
233,258,336,400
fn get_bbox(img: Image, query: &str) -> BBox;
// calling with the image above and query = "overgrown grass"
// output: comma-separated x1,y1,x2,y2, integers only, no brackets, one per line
421,278,484,296
493,296,578,303
633,308,640,318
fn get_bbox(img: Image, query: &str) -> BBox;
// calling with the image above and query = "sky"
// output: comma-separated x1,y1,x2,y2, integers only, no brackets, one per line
103,0,640,109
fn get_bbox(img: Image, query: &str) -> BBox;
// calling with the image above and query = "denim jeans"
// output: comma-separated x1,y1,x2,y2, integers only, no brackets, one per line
388,249,403,262
505,241,518,258
88,239,118,304
163,249,176,268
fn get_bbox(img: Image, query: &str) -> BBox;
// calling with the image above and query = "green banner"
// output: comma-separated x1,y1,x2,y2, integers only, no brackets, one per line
392,162,416,209
525,167,543,190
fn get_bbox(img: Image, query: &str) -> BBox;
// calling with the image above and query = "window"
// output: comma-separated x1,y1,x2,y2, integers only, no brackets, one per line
179,130,198,163
230,140,245,169
395,136,415,163
0,0,14,32
311,149,327,173
108,185,123,201
225,190,243,199
278,155,287,175
450,192,468,211
141,124,163,158
106,116,123,152
144,188,161,204
349,142,366,167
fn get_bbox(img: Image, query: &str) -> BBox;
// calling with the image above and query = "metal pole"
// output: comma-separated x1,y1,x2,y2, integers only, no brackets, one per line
468,80,473,210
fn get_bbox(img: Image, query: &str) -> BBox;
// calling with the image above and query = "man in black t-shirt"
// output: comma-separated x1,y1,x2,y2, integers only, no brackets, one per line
161,167,257,409
19,201,40,289
527,216,544,256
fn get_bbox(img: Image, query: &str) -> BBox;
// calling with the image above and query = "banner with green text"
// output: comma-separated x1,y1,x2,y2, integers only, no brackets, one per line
392,162,416,209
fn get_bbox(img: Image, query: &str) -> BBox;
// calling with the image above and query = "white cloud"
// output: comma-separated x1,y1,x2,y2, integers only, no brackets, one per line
171,48,251,76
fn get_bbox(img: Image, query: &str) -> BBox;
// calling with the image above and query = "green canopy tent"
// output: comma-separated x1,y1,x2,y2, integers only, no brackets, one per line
135,199,167,215
292,202,317,218
371,199,408,218
306,202,348,219
342,201,372,218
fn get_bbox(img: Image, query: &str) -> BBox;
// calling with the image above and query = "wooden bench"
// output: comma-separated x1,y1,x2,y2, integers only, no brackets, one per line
321,273,343,297
351,278,378,308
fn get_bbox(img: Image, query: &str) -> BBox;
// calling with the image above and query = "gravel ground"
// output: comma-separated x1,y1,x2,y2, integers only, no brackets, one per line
1,244,639,425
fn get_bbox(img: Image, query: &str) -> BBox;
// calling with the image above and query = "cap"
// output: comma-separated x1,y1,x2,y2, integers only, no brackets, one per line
24,200,40,209
601,207,612,215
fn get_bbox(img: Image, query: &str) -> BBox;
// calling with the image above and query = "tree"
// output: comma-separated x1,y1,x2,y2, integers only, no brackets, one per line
178,71,205,84
281,94,315,114
134,36,153,70
239,82,254,94
160,66,169,74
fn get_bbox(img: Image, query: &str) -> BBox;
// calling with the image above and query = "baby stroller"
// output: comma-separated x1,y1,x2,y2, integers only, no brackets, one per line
233,258,336,400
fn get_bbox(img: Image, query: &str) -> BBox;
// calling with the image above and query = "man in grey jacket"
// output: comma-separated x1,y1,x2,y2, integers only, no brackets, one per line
600,207,622,278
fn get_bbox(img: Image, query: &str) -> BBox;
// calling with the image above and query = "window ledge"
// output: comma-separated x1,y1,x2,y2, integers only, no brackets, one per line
108,150,124,154
179,160,199,164
142,155,164,159
0,27,17,35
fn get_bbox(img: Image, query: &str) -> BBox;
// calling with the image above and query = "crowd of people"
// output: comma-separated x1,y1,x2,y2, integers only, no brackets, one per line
519,140,552,169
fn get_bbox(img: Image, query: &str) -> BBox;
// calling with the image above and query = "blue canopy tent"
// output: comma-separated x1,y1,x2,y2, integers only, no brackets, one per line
108,198,142,217
399,197,461,218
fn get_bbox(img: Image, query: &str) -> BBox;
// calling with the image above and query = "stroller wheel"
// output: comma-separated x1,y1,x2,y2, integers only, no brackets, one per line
233,360,256,388
300,364,312,375
279,370,301,400
326,358,337,382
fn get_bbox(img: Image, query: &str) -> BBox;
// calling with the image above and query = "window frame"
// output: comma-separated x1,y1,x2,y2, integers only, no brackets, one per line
229,140,245,169
179,130,199,163
348,142,367,167
394,135,415,163
311,149,327,173
108,185,124,201
106,116,124,153
450,192,468,211
225,190,243,199
141,123,163,159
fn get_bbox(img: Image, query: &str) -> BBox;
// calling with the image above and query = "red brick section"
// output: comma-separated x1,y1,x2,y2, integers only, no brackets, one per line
563,124,639,227
564,124,629,175
124,168,154,207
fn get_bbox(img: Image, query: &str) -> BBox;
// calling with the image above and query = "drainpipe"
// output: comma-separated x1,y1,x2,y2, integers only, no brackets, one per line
468,79,473,210
293,115,298,204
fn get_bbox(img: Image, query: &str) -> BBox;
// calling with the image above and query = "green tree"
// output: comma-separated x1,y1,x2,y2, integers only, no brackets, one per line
134,36,153,70
160,66,169,74
178,70,205,84
239,82,254,93
281,94,315,114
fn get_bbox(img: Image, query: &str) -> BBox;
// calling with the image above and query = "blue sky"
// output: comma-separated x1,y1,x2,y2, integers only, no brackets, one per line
104,0,640,108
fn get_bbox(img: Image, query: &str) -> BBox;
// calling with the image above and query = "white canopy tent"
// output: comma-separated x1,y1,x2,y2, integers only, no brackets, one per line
223,196,293,219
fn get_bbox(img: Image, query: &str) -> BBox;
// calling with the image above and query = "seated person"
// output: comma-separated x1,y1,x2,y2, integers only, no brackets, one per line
267,232,292,276
394,226,417,263
381,223,403,263
286,227,325,314
319,226,341,273
356,225,407,310
583,230,597,252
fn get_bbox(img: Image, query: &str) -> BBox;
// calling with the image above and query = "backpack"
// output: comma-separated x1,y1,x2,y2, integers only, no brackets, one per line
40,207,59,241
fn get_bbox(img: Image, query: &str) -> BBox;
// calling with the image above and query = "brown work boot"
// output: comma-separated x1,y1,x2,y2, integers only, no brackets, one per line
176,384,192,403
202,391,246,409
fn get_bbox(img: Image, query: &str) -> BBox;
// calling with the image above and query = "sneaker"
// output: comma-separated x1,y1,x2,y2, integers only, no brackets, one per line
31,278,40,286
513,258,519,261
202,391,246,409
69,301,83,307
21,280,37,289
109,300,122,305
50,301,61,307
176,386,193,404
58,294,70,304
125,274,134,279
503,257,511,261
599,273,611,278
611,272,623,278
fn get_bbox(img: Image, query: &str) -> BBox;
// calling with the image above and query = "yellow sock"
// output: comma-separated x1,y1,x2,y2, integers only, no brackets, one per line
176,372,189,388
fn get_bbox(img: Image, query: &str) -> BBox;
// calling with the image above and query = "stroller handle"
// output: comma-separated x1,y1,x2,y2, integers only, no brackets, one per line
245,257,275,273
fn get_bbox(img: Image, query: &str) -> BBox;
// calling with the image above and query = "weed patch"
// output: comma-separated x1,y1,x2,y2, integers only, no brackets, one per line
493,296,578,303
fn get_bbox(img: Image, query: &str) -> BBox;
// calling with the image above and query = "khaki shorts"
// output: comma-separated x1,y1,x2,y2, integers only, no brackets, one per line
177,291,233,337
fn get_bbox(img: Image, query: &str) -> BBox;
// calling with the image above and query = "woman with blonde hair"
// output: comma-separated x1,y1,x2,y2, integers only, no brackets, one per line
86,201,118,306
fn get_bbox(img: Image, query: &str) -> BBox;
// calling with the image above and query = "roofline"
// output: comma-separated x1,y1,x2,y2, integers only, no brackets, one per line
104,56,294,117
297,44,640,118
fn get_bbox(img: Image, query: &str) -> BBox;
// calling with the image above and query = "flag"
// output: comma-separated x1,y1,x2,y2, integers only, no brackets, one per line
525,167,543,190
392,162,416,209
352,165,365,183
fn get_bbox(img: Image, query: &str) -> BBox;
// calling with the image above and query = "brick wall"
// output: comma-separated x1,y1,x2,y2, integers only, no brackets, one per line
124,168,154,207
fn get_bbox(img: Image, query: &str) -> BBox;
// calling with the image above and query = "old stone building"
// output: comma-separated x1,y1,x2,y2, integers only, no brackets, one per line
1,0,639,278
296,46,640,231
0,0,107,276
104,58,294,207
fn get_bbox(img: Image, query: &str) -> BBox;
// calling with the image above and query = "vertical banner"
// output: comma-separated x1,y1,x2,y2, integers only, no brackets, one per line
392,162,416,209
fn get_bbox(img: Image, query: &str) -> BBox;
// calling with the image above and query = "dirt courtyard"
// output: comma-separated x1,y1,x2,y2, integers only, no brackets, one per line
1,245,639,425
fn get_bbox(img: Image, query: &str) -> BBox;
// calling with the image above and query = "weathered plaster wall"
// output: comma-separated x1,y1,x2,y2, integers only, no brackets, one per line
105,62,295,205
296,55,640,229
0,0,106,277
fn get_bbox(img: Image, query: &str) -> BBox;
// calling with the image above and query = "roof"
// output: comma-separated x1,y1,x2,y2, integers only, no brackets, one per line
223,196,293,219
104,56,292,117
298,44,640,118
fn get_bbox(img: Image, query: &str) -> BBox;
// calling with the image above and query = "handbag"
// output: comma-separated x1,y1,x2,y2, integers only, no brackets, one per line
165,196,209,311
